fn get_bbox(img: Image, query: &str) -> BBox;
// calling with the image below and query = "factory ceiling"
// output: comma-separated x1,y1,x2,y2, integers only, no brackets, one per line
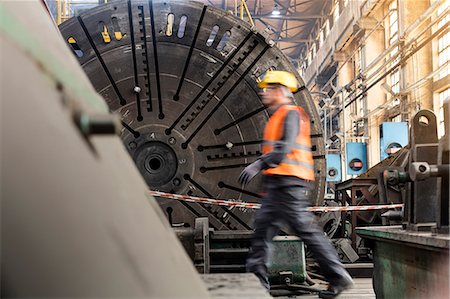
202,0,331,67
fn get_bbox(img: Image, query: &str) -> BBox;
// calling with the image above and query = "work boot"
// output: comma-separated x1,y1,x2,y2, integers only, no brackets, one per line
318,272,354,298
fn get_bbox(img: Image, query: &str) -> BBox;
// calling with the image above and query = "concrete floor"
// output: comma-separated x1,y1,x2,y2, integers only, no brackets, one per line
280,278,375,298
202,274,375,298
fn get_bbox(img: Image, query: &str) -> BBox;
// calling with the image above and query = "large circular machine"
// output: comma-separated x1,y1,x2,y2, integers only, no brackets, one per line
59,0,325,231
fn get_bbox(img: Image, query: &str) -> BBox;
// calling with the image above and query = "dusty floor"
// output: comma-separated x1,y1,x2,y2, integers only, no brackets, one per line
277,278,375,298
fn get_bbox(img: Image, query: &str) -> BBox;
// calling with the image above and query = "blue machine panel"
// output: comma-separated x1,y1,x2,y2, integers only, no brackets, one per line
346,142,368,175
326,154,342,182
380,122,409,160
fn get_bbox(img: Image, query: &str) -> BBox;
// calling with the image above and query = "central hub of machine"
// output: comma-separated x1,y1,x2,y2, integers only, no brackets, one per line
135,141,178,186
125,126,194,193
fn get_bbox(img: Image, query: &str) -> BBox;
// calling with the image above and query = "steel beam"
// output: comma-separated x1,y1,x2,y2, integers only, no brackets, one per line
253,13,324,20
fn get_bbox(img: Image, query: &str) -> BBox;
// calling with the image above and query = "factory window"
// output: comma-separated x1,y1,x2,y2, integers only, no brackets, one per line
437,1,449,79
391,70,400,94
388,0,400,105
388,0,399,52
389,70,400,106
333,1,340,24
438,88,449,138
358,97,365,117
355,47,363,74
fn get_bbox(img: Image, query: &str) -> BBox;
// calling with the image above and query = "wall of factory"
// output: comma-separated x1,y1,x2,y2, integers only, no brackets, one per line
301,0,449,181
402,0,434,111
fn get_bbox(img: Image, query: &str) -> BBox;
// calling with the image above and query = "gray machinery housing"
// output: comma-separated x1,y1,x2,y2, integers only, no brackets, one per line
1,1,209,297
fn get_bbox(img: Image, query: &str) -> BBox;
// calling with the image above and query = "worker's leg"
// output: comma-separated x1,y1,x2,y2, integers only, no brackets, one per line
246,193,279,290
280,186,352,287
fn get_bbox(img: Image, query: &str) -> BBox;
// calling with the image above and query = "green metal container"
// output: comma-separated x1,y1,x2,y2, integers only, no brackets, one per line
357,226,450,298
268,236,306,285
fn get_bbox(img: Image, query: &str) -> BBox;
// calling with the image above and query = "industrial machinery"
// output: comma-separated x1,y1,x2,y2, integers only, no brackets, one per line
2,1,276,297
334,146,408,252
326,153,342,182
357,106,449,298
346,142,368,176
1,0,209,296
379,121,408,160
58,0,326,232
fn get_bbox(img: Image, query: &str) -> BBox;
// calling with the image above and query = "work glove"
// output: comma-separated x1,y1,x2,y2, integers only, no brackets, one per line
238,160,264,185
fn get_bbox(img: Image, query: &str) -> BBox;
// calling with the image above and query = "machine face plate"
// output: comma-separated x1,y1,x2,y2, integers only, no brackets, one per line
59,0,325,230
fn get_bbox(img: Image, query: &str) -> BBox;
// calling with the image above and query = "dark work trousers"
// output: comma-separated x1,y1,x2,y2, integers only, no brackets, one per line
246,181,348,290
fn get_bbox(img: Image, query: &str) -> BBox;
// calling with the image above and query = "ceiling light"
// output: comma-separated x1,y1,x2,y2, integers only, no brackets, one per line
272,4,280,16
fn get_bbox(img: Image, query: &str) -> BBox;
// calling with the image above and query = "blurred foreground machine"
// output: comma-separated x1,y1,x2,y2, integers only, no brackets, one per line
58,0,326,233
0,0,246,297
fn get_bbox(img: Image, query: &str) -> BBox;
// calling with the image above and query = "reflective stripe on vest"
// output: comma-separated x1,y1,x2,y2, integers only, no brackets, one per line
262,105,315,181
282,158,315,170
262,140,312,152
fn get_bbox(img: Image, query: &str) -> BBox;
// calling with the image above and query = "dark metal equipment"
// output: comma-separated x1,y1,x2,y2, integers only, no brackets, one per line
58,0,326,231
357,107,450,299
334,147,408,251
268,236,307,286
404,110,440,231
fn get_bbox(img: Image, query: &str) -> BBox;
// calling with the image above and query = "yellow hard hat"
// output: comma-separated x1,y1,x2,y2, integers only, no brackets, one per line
257,70,299,92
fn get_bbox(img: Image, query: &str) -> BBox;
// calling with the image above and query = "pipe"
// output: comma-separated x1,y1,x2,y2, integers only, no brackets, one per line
358,5,449,90
242,0,255,27
56,0,61,24
339,21,449,112
361,0,443,79
320,1,444,96
239,0,243,20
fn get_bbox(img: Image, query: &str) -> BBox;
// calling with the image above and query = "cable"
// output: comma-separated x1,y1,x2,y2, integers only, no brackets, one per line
340,21,449,113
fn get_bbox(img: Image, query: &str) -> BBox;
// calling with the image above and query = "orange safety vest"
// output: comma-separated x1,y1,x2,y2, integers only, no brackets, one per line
262,105,315,181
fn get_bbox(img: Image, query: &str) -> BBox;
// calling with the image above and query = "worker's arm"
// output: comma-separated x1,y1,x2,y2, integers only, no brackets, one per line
238,109,300,185
259,110,300,169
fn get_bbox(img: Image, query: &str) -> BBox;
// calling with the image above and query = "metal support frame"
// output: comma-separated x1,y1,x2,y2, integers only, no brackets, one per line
355,108,450,299
195,218,211,273
334,148,409,250
55,0,72,25
335,177,403,250
233,0,255,27
435,99,450,234
404,110,439,231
